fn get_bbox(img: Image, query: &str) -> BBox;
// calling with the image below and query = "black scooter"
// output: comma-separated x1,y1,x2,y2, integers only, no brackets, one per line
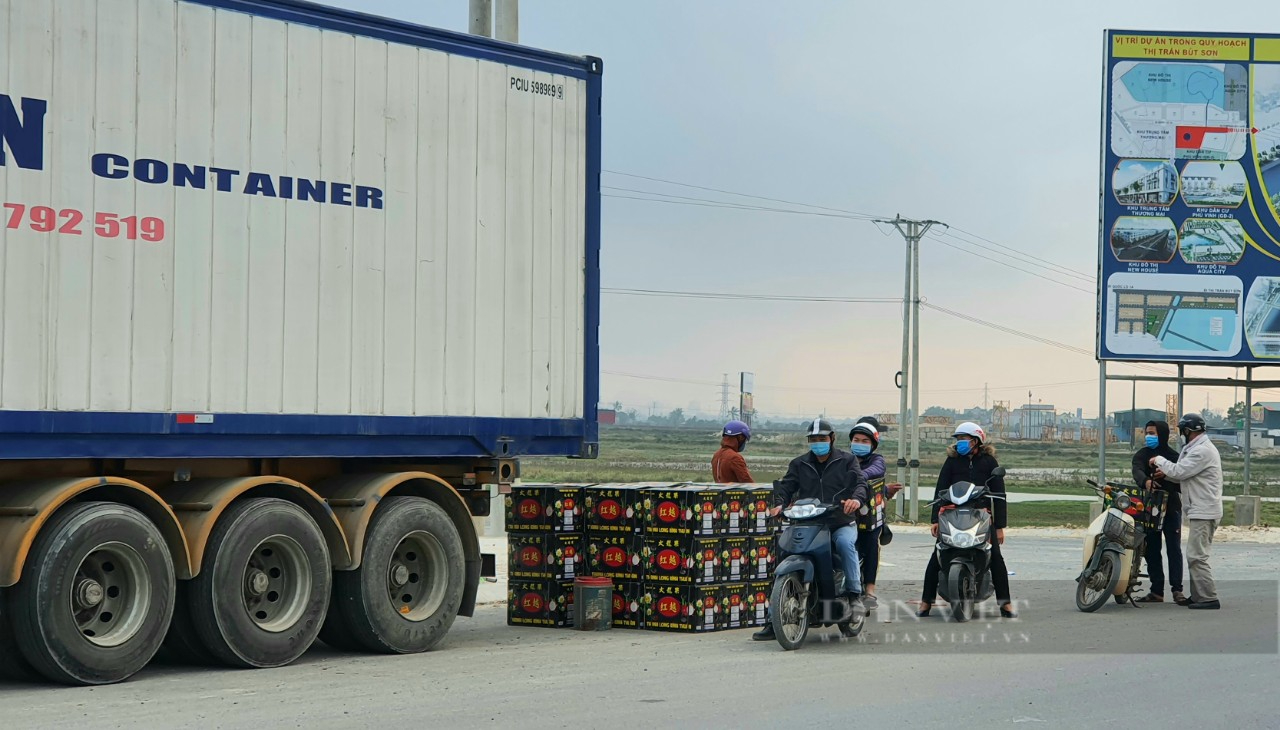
929,466,1006,622
769,498,867,650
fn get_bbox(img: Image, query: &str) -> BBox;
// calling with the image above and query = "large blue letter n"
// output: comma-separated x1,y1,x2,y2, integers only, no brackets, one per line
0,94,47,171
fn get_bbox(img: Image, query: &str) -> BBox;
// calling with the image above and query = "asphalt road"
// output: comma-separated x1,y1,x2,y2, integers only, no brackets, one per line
3,534,1278,729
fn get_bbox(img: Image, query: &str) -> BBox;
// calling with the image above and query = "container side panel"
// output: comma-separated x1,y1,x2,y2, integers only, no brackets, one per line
413,48,449,416
529,69,554,417
245,15,289,413
170,2,216,410
2,0,53,411
208,8,253,412
474,60,507,417
48,0,97,411
280,22,324,414
350,36,388,416
381,42,419,416
444,54,478,417
131,0,178,411
547,71,567,419
316,30,356,414
502,59,534,418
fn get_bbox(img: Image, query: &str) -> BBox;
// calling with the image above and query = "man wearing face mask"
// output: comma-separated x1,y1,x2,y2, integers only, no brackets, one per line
1131,419,1185,604
752,417,869,641
1149,413,1222,610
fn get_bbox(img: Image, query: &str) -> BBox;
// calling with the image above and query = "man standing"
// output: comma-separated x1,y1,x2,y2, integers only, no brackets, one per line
1149,413,1222,610
712,420,755,484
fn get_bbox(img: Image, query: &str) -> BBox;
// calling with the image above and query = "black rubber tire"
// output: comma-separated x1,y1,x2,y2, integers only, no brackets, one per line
1076,551,1122,613
0,588,38,682
156,581,217,665
948,566,973,623
771,574,808,651
9,502,175,685
1114,594,1127,605
321,497,466,654
186,498,331,668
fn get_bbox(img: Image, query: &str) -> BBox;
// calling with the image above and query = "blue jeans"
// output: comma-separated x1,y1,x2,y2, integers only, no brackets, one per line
832,525,863,595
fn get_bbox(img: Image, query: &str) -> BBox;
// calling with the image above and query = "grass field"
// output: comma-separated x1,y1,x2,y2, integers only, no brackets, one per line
523,425,1280,498
519,425,1280,527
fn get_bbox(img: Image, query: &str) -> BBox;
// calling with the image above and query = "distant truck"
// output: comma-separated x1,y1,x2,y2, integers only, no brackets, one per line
0,0,600,685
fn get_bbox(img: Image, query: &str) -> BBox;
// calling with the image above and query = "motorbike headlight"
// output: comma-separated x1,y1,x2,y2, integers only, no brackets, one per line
949,531,976,548
784,503,822,520
1114,493,1132,511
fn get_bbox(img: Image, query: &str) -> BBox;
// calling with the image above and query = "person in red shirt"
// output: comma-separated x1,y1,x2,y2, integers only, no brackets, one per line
712,420,755,483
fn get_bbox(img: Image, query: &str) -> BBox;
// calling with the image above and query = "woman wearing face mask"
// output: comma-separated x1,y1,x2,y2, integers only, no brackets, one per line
1131,419,1185,604
849,419,889,607
917,422,1015,618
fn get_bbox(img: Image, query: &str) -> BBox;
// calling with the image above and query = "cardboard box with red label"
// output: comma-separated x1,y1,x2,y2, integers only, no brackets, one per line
747,581,772,627
719,536,751,584
585,484,660,534
642,485,722,536
745,484,776,535
507,579,575,628
586,532,644,581
718,582,751,630
643,534,721,585
610,580,643,629
716,485,750,535
507,532,584,580
747,534,776,581
504,484,589,532
641,583,720,633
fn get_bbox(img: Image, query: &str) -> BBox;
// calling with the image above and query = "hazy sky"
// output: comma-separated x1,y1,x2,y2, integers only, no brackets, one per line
325,0,1280,422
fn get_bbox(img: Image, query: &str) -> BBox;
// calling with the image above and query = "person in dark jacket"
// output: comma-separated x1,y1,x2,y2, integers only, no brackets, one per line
850,418,893,607
917,422,1016,618
752,417,870,641
712,419,755,484
1132,419,1185,604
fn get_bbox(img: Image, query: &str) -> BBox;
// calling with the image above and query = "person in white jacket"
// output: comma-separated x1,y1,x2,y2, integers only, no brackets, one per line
1149,413,1222,610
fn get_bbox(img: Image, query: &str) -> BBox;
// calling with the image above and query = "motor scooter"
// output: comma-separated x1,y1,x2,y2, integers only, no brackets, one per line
769,498,867,650
930,466,1006,622
1076,480,1165,612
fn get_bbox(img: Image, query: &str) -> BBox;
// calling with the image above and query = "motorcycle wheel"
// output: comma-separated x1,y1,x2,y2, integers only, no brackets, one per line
948,566,974,623
1076,551,1121,613
771,574,808,651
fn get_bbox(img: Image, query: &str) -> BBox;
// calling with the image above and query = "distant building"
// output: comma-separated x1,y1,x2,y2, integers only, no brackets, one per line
1111,408,1169,442
598,408,617,425
1011,403,1056,440
1250,402,1280,430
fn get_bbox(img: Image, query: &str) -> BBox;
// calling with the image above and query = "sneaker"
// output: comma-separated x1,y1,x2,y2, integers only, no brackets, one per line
752,623,776,641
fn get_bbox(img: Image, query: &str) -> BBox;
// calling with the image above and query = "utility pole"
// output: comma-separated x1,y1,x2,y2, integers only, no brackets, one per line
877,215,944,522
468,0,492,36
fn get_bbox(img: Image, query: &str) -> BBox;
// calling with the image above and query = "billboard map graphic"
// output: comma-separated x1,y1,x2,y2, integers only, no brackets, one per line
1099,31,1280,363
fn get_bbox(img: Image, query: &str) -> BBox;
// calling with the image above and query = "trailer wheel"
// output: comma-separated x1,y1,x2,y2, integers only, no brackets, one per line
322,497,465,653
187,498,330,668
156,581,216,665
10,502,175,685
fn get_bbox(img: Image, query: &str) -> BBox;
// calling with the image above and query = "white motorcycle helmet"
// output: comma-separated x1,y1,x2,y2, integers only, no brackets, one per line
953,421,986,445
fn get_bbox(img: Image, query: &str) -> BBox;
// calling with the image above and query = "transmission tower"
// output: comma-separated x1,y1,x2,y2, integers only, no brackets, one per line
1166,393,1179,432
719,374,731,420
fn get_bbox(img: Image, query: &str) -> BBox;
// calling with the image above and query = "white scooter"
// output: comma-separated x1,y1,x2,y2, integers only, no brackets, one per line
1076,480,1165,612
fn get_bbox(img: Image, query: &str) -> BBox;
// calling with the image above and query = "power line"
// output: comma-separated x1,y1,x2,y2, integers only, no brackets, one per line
603,170,886,220
933,229,1095,284
602,192,871,221
603,287,901,303
925,232,1096,295
949,225,1095,280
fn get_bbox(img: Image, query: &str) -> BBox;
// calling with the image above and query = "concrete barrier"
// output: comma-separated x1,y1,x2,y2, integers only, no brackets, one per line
1235,495,1262,527
1089,501,1103,523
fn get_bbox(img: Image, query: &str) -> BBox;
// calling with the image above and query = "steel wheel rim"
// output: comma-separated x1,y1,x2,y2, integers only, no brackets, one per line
243,534,311,633
779,577,807,644
70,541,152,648
386,531,449,621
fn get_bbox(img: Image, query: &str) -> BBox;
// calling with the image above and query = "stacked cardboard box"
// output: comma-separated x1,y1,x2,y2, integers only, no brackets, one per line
505,484,591,628
506,482,777,633
640,483,775,633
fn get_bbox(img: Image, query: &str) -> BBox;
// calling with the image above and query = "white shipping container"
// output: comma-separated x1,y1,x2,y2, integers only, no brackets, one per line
0,0,595,425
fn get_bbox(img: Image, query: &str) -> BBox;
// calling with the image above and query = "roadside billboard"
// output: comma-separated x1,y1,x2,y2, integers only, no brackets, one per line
1098,30,1280,363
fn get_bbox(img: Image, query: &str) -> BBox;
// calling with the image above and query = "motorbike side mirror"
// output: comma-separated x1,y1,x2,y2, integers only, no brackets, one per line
990,466,1006,478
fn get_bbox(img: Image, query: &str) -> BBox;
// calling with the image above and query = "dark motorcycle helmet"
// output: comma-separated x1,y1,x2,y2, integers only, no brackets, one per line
1177,413,1207,441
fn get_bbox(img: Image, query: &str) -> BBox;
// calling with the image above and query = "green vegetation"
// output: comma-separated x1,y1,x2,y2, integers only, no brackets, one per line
522,425,1280,503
